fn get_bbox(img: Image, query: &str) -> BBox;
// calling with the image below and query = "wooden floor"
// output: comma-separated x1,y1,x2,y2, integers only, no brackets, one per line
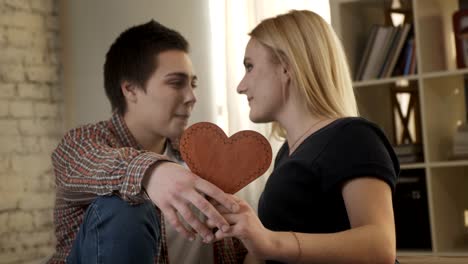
397,256,468,263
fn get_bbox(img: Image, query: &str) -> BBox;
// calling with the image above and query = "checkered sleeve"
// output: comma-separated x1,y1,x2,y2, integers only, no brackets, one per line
52,124,169,203
214,237,247,263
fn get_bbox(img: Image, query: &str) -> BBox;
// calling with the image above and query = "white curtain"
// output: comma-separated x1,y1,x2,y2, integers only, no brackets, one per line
208,0,331,210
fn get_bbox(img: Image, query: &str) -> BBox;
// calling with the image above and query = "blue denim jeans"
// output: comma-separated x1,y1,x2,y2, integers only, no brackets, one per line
66,195,161,264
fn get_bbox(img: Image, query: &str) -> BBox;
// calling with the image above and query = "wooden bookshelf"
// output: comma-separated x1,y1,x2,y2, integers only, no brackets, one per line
331,0,468,258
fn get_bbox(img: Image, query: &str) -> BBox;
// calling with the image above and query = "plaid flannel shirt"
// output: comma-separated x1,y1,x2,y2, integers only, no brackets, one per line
48,113,246,263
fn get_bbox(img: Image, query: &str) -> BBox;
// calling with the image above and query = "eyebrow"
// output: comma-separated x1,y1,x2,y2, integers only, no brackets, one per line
165,72,197,81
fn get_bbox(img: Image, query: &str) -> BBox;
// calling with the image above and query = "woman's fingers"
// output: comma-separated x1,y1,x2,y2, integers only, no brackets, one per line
213,228,232,241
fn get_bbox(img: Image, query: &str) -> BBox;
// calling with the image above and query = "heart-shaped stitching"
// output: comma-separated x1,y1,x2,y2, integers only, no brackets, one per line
180,122,272,194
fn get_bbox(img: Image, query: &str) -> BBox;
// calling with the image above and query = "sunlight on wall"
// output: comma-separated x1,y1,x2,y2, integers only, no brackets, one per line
208,0,331,135
208,0,229,132
207,0,331,209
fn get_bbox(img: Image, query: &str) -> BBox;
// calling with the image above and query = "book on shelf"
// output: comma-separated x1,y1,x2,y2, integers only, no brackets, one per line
378,26,401,77
451,153,468,160
398,154,423,164
403,38,414,75
361,26,393,81
393,36,415,77
456,123,468,132
453,133,468,145
355,24,414,81
394,144,423,164
354,25,378,81
409,40,417,75
381,24,412,78
378,27,401,77
394,143,423,156
403,38,416,75
453,124,468,157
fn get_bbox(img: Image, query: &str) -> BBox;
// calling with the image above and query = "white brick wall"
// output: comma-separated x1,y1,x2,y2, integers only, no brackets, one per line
0,65,25,82
0,84,16,98
9,101,34,118
18,84,50,99
0,120,20,136
6,28,30,48
0,12,44,29
0,102,9,117
0,0,62,263
4,0,30,10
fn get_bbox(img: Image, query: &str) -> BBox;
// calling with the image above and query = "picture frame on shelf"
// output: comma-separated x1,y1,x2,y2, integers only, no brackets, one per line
453,9,468,69
391,85,422,145
391,83,424,164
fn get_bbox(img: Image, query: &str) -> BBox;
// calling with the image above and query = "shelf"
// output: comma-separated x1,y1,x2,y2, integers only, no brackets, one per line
422,68,468,79
429,160,468,168
397,256,468,264
352,68,468,87
436,251,468,257
397,250,434,256
415,0,459,73
429,167,468,252
401,163,426,169
332,0,468,256
353,74,419,88
421,76,466,162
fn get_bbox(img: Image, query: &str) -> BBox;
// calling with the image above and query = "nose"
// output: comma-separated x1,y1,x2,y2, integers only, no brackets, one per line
184,86,197,106
237,77,247,94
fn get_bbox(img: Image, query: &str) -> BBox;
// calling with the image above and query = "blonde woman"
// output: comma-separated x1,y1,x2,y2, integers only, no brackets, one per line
210,10,400,264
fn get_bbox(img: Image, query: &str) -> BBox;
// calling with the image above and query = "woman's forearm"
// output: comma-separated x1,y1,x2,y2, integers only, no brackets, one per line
265,225,395,264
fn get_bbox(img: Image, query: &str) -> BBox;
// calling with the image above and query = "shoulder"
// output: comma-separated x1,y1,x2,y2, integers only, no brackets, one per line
62,119,112,142
318,117,400,191
274,142,288,162
326,117,392,148
287,118,379,163
323,116,396,158
335,117,385,136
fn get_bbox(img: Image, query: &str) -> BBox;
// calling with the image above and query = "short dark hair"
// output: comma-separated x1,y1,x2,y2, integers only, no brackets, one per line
104,20,189,115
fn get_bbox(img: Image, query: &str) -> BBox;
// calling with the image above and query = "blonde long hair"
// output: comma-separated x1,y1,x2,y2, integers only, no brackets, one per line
249,10,358,138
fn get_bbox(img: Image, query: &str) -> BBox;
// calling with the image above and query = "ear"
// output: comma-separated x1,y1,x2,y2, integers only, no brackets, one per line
279,64,291,102
121,81,138,104
280,64,291,86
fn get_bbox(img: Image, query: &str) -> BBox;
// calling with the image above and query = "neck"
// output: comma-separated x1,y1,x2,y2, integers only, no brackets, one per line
276,103,331,154
123,113,167,154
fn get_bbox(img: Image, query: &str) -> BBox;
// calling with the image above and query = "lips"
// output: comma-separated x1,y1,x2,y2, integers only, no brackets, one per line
175,114,190,119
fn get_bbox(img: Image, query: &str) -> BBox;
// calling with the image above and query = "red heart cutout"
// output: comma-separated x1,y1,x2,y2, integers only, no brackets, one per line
180,122,272,194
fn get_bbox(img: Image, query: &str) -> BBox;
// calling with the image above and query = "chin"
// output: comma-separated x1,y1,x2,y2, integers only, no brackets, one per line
169,123,188,138
171,127,185,137
249,111,272,124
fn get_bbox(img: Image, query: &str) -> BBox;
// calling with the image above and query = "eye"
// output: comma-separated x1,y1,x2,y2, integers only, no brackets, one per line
244,63,253,73
168,79,187,89
191,79,198,89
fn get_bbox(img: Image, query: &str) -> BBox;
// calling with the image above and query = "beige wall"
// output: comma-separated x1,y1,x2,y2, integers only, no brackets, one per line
0,0,61,263
61,0,217,128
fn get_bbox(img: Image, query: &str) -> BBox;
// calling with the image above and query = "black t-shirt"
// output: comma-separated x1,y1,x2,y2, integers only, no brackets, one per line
258,117,400,263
